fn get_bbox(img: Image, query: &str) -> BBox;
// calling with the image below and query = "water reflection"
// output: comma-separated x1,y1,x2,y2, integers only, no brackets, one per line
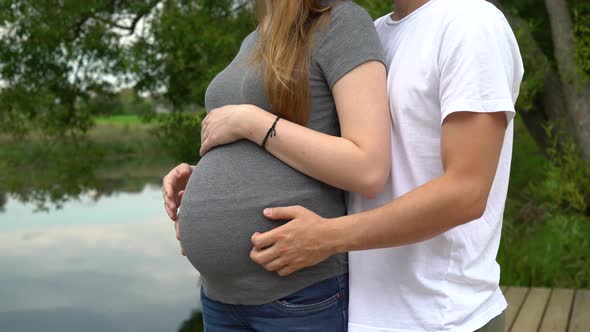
0,139,175,212
0,186,202,332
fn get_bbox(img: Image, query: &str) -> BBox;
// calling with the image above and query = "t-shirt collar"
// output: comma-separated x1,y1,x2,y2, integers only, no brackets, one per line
386,0,438,26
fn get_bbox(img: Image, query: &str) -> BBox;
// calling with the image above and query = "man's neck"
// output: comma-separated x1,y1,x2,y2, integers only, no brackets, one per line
392,0,430,20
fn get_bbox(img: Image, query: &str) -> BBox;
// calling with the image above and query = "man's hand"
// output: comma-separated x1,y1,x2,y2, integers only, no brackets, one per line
162,163,194,221
162,163,195,257
250,206,337,277
174,220,185,256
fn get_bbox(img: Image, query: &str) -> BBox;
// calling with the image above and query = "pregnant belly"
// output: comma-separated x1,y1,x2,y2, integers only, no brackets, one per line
177,141,345,278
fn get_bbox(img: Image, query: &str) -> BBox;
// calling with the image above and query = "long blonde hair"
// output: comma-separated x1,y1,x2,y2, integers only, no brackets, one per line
253,0,335,125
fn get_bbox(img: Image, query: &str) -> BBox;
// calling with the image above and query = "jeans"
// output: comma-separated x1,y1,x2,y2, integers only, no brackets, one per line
201,274,349,332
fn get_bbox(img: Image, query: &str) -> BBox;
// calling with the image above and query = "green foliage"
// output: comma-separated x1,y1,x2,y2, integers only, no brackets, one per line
498,1,554,113
570,0,590,76
507,115,547,192
501,0,555,63
152,111,205,162
530,124,590,214
118,93,156,117
0,0,135,137
504,0,590,102
0,83,94,139
0,0,254,138
85,90,156,117
177,310,203,332
354,0,394,18
130,0,255,108
499,119,590,288
85,93,126,117
95,114,145,125
499,215,590,288
513,24,549,113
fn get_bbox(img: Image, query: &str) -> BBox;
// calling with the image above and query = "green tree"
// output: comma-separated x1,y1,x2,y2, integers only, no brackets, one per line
490,0,590,160
130,0,254,108
0,0,254,138
0,1,134,137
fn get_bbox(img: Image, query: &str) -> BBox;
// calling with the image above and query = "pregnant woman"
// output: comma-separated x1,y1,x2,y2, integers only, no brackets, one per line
168,0,390,330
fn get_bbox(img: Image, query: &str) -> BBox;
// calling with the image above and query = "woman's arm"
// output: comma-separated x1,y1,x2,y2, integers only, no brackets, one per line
200,61,391,198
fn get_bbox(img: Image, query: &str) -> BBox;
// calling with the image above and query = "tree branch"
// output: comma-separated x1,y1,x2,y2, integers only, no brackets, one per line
121,0,161,36
544,0,579,85
71,0,162,39
544,0,590,160
486,1,569,150
72,14,91,39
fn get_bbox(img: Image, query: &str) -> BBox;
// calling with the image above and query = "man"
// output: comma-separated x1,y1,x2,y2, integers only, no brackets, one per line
163,0,523,330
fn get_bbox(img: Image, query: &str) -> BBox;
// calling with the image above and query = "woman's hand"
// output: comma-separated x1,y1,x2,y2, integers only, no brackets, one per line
200,104,268,156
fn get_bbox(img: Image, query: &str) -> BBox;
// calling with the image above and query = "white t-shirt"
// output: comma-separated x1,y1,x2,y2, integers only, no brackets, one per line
347,0,524,331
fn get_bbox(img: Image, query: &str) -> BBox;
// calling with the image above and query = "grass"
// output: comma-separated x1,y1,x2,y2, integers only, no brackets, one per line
94,114,146,125
499,215,590,288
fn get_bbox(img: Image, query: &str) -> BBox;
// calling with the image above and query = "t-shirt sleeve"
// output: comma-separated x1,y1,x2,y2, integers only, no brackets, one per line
314,2,386,90
438,6,524,124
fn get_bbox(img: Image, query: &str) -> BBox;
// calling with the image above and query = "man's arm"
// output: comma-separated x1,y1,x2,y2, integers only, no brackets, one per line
250,111,507,276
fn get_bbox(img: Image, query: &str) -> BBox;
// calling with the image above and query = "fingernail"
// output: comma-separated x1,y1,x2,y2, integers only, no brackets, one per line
264,208,272,216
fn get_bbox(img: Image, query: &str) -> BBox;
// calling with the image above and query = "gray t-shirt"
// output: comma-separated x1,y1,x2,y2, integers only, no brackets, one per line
178,1,385,305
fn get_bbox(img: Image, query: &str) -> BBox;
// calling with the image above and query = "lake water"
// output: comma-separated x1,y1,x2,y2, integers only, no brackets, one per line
0,185,203,332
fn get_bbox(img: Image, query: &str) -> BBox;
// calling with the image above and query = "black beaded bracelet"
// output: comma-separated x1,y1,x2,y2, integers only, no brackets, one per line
261,115,281,149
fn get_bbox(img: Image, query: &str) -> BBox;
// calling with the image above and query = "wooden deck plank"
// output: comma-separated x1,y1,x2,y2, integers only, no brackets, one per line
539,288,574,332
569,289,590,332
505,287,529,331
511,287,551,332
